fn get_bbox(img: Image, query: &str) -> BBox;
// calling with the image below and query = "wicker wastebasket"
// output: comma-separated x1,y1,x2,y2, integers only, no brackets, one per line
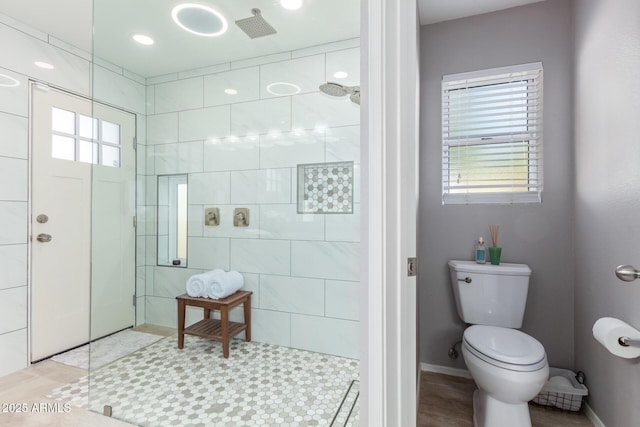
532,368,588,411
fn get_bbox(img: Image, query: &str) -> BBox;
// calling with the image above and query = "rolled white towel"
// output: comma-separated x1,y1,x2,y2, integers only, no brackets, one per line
204,270,244,299
186,269,223,297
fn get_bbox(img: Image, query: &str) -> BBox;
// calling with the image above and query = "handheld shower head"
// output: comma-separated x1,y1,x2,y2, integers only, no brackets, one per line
319,82,361,105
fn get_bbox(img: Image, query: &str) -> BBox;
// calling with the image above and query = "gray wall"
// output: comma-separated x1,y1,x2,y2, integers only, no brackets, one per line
573,0,640,425
418,0,575,370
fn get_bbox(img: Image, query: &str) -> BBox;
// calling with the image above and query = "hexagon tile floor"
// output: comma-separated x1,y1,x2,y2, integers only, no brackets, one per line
48,335,360,427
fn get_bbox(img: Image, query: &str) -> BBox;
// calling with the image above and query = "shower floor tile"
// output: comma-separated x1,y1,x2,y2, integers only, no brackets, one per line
48,335,359,427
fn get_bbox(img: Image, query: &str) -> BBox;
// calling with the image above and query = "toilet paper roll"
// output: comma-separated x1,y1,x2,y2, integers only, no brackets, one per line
592,317,640,359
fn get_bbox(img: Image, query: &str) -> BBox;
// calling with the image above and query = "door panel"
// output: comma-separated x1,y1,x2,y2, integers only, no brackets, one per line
31,84,136,361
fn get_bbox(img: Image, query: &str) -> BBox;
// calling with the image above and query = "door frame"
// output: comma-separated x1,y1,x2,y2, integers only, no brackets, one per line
27,80,138,362
361,0,420,426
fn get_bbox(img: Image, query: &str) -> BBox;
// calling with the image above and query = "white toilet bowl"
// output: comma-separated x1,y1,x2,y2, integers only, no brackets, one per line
462,325,549,427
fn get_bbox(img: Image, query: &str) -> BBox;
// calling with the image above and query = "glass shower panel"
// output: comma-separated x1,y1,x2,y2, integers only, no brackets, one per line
90,0,361,425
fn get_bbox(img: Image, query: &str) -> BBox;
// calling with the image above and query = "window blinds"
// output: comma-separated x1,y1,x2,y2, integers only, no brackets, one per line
442,62,543,204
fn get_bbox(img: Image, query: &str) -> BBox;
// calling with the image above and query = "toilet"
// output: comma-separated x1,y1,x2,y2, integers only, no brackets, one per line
448,260,549,427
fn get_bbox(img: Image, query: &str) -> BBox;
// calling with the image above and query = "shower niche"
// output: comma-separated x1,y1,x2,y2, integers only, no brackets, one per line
157,174,188,267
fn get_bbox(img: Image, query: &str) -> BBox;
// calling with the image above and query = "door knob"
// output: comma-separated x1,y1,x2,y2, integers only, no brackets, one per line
615,265,640,282
36,233,52,243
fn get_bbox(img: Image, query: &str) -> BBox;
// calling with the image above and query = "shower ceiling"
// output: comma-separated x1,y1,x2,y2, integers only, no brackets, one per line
0,0,359,77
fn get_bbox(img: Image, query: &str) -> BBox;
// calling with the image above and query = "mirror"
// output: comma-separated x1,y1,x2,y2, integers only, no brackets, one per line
157,174,188,267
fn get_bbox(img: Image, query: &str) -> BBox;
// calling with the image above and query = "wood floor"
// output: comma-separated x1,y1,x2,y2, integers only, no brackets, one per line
418,371,594,426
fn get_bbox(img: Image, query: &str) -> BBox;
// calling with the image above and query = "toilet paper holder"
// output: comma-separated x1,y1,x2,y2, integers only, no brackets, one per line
618,336,640,347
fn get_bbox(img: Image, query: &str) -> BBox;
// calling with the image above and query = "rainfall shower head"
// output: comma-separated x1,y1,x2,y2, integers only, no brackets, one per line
319,82,361,105
235,8,277,39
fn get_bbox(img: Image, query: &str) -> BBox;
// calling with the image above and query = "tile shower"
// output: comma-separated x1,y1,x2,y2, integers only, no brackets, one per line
140,39,362,359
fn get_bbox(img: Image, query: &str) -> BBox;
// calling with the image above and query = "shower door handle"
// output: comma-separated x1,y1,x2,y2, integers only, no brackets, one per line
37,233,52,243
615,265,640,282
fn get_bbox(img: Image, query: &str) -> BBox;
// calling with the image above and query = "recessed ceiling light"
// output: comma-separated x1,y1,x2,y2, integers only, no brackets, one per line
333,71,348,79
266,82,301,97
132,34,155,45
224,88,238,95
172,3,228,37
280,0,303,10
34,61,54,70
0,74,20,87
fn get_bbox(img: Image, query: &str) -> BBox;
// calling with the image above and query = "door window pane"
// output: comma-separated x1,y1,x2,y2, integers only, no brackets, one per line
52,135,75,160
102,121,120,145
79,115,98,139
52,107,75,134
79,140,98,164
101,145,120,167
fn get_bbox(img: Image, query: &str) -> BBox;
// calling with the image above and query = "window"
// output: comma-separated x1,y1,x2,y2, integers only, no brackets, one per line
51,107,121,168
442,63,543,204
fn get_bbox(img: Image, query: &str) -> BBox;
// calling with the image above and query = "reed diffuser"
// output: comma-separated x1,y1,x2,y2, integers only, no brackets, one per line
488,225,502,265
489,225,500,248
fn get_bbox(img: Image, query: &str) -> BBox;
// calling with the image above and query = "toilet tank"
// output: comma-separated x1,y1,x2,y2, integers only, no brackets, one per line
448,260,532,328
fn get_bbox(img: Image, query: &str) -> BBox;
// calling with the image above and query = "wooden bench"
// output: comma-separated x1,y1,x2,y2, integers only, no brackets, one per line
176,291,252,358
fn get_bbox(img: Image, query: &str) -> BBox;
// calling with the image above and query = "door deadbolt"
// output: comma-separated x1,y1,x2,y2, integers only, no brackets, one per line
36,214,49,224
36,233,52,243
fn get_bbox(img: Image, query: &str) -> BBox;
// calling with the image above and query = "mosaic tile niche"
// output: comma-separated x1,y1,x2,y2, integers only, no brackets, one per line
297,161,354,214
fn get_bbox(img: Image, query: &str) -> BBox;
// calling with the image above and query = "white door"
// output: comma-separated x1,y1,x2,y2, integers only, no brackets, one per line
31,84,136,361
362,0,419,425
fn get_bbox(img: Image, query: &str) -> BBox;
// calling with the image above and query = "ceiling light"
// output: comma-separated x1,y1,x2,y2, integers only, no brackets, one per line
280,0,303,10
333,71,348,79
224,88,238,95
266,82,301,97
0,74,20,88
172,3,228,37
34,61,54,70
132,34,155,45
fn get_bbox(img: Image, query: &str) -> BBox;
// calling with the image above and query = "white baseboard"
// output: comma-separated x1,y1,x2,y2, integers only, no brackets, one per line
421,362,472,379
583,403,605,427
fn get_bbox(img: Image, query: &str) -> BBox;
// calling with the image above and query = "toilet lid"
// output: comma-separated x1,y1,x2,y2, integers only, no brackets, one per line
463,325,546,370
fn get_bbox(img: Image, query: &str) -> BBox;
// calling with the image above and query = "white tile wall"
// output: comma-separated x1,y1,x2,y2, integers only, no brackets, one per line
146,113,178,145
292,92,360,131
259,131,325,169
230,239,290,276
0,329,27,377
188,237,230,270
260,55,325,99
230,169,292,204
291,314,359,359
0,112,28,159
260,275,324,316
179,106,230,142
0,157,27,201
203,136,260,172
250,308,291,347
259,205,324,241
291,241,360,281
325,280,360,321
204,67,260,106
0,202,27,245
231,97,291,136
189,172,231,205
0,67,28,116
0,244,27,289
155,77,203,113
144,39,361,358
0,286,27,334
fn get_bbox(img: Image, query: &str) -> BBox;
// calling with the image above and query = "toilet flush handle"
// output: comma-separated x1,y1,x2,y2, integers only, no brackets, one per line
615,265,640,282
458,277,472,284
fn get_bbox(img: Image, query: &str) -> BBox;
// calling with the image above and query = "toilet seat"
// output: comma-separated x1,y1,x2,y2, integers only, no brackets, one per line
463,325,547,372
